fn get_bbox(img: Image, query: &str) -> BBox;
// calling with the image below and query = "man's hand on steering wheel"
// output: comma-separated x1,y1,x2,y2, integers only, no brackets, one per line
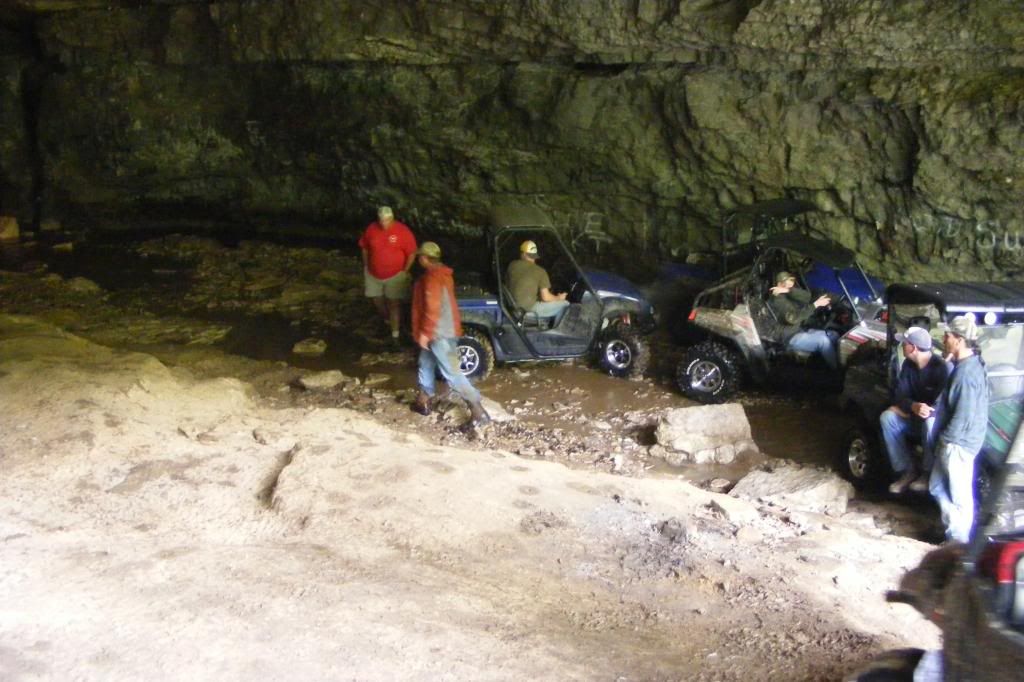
817,293,854,331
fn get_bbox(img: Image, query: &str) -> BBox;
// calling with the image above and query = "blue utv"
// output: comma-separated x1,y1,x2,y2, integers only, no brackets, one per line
453,205,655,380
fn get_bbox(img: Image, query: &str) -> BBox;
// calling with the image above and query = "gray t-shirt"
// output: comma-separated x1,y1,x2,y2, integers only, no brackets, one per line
507,259,551,311
436,284,456,339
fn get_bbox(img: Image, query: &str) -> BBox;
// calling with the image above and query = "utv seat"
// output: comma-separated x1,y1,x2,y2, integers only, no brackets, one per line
501,288,553,330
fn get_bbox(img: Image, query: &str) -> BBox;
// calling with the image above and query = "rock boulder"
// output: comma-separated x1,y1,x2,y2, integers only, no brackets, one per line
729,465,855,516
655,404,758,465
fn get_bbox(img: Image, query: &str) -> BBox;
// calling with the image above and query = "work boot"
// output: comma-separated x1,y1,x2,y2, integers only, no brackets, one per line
412,390,432,416
467,399,491,427
888,468,917,495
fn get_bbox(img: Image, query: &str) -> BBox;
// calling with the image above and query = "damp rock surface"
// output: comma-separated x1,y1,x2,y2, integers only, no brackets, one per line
1,2,1021,282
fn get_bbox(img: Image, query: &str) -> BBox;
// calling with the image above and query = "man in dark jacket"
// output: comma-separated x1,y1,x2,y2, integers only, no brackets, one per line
767,271,838,369
881,326,950,494
929,315,989,543
410,242,490,427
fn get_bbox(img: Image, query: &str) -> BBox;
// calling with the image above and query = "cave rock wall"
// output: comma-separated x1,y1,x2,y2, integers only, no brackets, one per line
2,0,1022,279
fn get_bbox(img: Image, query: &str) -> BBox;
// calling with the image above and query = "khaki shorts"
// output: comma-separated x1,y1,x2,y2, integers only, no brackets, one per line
364,269,411,300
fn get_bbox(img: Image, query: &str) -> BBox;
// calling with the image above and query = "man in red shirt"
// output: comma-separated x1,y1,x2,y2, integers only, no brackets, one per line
358,206,417,344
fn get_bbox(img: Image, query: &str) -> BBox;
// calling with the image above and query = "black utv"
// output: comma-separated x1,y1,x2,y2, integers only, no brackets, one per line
838,282,1024,493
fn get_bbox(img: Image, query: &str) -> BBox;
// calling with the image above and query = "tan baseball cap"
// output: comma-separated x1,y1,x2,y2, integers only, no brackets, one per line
417,241,442,259
947,315,978,341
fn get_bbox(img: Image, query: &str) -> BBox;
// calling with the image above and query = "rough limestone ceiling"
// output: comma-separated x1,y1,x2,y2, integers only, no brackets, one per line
0,0,1022,279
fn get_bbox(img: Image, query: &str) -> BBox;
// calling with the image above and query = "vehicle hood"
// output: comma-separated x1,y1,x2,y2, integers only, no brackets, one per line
582,268,649,303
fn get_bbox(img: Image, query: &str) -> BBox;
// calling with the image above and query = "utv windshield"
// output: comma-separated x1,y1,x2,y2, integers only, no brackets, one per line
803,262,883,304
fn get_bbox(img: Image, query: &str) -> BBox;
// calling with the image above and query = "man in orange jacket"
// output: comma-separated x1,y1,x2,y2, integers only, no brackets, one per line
410,241,490,427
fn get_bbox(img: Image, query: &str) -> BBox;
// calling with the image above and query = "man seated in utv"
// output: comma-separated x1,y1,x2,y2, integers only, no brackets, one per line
767,270,838,370
506,240,570,324
882,326,949,494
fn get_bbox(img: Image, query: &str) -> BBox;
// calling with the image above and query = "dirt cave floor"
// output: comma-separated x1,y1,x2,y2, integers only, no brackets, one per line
0,236,940,681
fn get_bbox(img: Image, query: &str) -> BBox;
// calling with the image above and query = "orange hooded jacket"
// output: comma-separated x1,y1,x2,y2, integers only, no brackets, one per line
411,263,463,342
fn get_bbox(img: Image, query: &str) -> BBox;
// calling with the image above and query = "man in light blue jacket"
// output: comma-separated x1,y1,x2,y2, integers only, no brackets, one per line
929,315,989,543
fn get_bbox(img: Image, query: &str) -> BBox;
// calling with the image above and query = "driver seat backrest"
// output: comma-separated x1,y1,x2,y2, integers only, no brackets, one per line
500,283,546,330
747,282,784,345
750,273,780,324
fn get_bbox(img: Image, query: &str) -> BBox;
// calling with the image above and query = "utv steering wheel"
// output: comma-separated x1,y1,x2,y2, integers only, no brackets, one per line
819,293,854,331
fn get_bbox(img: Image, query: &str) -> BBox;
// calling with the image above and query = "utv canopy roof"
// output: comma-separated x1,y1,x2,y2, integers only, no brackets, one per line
490,204,555,230
720,198,851,265
760,232,858,269
886,282,1024,315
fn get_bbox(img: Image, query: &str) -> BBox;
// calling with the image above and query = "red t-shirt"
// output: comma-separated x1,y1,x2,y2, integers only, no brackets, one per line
358,221,417,280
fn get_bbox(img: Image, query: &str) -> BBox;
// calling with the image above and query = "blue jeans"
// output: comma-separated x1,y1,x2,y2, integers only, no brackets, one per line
531,300,570,322
929,441,979,543
417,337,480,403
787,330,838,370
879,410,937,474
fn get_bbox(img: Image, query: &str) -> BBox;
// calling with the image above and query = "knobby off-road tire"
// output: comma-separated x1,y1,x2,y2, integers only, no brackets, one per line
836,421,887,491
455,329,495,380
597,325,649,379
676,340,741,403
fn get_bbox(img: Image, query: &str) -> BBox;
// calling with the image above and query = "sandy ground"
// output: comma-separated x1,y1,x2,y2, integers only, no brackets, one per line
0,312,939,681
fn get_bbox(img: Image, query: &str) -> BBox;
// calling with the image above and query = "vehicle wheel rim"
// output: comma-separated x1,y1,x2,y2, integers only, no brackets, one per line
847,436,869,479
688,359,723,393
604,339,632,370
459,346,480,375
